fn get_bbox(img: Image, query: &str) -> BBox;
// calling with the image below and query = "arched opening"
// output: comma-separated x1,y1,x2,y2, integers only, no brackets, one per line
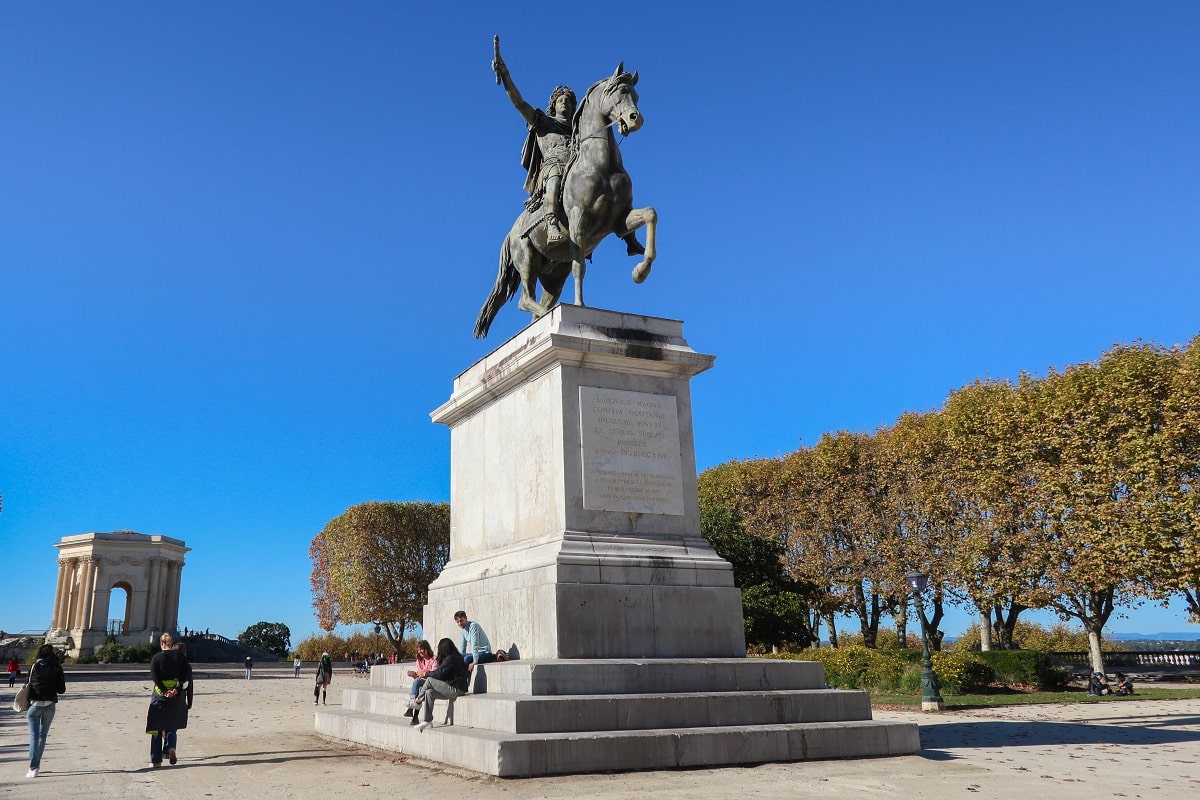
108,583,132,637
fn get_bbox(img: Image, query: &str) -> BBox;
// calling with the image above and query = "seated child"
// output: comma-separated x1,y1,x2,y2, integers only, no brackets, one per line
1113,672,1134,696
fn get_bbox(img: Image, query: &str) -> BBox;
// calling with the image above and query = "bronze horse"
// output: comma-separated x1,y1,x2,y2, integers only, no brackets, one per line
473,64,657,338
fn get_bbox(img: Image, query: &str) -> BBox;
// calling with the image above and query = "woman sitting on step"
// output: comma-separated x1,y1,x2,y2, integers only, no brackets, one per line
403,640,437,719
405,638,470,731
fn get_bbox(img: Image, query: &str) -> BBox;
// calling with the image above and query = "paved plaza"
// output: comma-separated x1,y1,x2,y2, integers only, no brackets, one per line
3,666,1199,798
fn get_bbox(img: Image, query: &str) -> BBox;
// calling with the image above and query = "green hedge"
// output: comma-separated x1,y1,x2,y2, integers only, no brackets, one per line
972,650,1068,690
768,647,1072,694
768,648,995,694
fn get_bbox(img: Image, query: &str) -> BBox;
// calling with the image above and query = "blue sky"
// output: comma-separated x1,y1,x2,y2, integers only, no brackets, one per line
2,3,1198,645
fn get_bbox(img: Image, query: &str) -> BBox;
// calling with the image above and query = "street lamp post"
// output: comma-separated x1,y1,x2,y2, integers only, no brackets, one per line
905,572,945,712
373,624,382,663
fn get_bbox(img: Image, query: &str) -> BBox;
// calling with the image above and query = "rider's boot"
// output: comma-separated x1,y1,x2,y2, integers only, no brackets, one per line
622,233,645,256
544,212,565,243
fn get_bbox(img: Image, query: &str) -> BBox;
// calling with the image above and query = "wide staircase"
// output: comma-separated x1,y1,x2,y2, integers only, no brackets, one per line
315,658,919,777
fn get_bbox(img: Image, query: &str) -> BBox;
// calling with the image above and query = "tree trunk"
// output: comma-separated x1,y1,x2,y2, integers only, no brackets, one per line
823,612,839,649
1086,627,1106,674
978,609,993,651
895,603,909,647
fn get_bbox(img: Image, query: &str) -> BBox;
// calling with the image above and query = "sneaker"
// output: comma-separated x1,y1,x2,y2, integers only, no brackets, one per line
404,698,421,709
168,748,177,765
26,768,39,778
415,721,431,732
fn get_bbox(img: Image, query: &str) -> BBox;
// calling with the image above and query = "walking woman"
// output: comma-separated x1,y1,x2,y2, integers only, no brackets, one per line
146,632,193,768
25,643,67,778
314,651,333,704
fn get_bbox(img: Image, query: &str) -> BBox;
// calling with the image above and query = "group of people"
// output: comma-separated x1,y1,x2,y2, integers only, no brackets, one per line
1088,671,1136,696
399,610,505,731
17,632,193,779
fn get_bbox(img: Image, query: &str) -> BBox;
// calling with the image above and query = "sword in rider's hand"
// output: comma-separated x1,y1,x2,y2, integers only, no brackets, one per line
493,35,501,85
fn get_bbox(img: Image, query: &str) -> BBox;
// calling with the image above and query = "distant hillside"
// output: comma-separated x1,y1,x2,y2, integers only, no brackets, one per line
1107,632,1200,643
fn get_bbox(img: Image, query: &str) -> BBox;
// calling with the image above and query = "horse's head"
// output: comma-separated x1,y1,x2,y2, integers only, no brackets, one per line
576,63,642,137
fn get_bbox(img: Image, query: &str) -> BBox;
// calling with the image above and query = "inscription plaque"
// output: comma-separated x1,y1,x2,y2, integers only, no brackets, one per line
579,386,684,515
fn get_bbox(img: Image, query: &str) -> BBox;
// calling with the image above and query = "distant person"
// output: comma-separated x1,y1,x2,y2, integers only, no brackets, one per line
403,640,438,722
1114,672,1135,696
7,656,18,687
146,632,193,768
410,638,470,732
314,652,333,704
25,643,67,779
454,610,495,670
244,655,253,680
294,655,302,678
1087,672,1111,696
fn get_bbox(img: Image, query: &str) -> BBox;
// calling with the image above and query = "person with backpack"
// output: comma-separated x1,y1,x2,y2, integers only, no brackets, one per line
25,644,67,778
146,632,193,768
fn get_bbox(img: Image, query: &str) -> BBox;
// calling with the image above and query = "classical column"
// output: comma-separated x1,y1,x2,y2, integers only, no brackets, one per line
143,557,161,631
166,560,183,631
73,558,94,632
82,557,102,631
62,559,79,630
50,560,69,630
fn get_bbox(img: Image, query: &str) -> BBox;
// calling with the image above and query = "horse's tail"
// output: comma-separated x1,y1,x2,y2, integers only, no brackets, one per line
473,235,520,339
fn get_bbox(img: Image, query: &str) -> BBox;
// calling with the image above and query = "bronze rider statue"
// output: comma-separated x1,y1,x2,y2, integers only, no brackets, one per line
493,43,644,254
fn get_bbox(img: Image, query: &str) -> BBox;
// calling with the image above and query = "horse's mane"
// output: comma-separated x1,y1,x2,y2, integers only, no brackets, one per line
570,68,637,139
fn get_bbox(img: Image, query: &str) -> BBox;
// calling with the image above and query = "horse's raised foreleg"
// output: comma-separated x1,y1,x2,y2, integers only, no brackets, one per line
622,206,657,283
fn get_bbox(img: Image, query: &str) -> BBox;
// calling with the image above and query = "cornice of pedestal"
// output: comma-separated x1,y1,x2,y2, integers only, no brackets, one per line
432,306,715,428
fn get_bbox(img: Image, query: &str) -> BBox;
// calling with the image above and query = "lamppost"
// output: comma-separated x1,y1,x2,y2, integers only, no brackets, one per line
373,624,382,663
905,572,945,712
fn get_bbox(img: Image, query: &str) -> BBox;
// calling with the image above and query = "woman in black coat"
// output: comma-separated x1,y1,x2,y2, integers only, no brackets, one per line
411,638,470,731
146,632,193,768
25,643,67,778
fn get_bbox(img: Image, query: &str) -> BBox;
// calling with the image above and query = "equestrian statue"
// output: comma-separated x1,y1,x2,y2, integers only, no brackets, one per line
473,37,657,339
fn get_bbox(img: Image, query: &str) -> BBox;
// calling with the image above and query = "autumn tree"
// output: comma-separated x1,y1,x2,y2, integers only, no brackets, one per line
1148,334,1200,621
309,501,450,652
879,411,958,650
1024,344,1179,671
939,378,1051,649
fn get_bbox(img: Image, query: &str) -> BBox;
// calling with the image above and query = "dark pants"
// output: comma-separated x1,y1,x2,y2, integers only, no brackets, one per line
150,730,177,764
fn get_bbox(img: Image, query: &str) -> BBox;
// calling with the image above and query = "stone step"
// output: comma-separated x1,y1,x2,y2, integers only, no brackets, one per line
369,658,828,694
342,687,874,733
315,708,920,777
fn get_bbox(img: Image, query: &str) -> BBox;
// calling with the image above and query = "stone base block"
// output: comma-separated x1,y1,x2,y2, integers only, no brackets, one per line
316,659,920,777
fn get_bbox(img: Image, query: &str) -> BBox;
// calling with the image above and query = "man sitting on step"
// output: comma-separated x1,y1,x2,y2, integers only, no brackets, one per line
454,610,495,671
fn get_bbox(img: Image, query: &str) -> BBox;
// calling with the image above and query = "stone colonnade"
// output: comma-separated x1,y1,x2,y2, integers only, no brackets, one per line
49,531,189,656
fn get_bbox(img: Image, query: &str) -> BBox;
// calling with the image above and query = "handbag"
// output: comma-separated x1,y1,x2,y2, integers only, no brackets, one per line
11,662,36,713
11,682,31,713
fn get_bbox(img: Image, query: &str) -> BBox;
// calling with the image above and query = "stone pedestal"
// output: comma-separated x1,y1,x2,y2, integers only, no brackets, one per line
424,306,745,658
316,306,920,775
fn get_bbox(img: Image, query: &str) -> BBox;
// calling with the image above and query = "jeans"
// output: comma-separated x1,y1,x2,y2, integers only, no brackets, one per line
418,677,466,722
27,704,56,769
149,730,178,764
409,677,426,698
462,652,496,667
245,667,252,679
